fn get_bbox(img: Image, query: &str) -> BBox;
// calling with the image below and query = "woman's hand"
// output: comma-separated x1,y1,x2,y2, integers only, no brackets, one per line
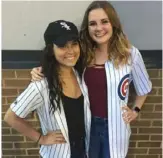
31,67,44,81
39,130,66,145
121,106,138,124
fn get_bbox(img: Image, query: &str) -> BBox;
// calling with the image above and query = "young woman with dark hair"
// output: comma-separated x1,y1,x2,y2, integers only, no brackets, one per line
4,20,91,158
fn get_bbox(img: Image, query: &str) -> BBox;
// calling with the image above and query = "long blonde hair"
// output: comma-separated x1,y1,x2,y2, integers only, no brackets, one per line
80,1,131,67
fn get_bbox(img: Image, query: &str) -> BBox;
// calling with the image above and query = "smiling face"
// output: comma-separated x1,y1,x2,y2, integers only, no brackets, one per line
88,8,113,46
53,40,80,69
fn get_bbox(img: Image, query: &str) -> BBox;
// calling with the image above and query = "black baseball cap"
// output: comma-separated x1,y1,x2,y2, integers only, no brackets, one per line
44,20,79,47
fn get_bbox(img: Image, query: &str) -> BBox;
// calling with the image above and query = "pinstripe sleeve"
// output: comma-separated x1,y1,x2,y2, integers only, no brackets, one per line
10,81,44,118
131,47,152,96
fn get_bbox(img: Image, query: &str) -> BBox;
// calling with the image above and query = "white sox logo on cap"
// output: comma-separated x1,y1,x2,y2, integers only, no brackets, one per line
118,74,130,100
60,22,71,30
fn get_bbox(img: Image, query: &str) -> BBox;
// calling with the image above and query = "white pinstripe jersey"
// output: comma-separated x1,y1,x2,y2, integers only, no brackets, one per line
10,71,91,158
82,46,152,158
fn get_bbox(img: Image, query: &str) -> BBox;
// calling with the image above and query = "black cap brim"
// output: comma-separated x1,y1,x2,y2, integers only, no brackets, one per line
53,34,79,47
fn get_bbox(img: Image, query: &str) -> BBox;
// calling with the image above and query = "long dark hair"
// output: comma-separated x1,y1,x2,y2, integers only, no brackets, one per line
41,42,84,113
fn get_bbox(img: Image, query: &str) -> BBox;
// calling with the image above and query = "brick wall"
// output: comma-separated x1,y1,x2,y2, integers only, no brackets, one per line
2,69,162,158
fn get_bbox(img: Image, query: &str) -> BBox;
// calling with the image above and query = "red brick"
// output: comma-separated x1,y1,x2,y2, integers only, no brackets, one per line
158,88,162,95
17,88,26,94
154,104,162,111
152,121,162,126
131,128,138,134
145,96,162,103
14,142,39,148
2,143,13,149
159,69,162,77
2,113,5,120
147,70,159,78
151,79,162,87
141,104,154,112
136,155,158,158
2,105,10,112
140,113,161,119
130,135,149,141
2,128,10,134
2,70,16,78
148,148,162,154
6,97,17,104
131,120,151,127
129,141,136,147
128,148,147,154
15,70,31,78
2,149,26,155
2,89,18,96
5,79,30,88
2,121,11,128
2,136,24,142
126,155,135,158
2,97,7,104
2,79,5,87
11,129,22,135
138,141,161,147
150,135,162,140
2,156,15,158
148,88,157,95
139,128,162,134
27,149,39,155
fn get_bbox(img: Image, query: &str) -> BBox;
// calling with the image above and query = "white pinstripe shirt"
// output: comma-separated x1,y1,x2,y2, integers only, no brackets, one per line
10,71,91,158
82,46,152,158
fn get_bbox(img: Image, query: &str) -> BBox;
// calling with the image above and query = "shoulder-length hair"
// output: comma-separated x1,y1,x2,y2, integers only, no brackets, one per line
80,1,131,67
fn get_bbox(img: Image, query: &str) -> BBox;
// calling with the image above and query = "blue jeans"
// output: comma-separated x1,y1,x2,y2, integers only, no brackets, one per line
89,116,110,158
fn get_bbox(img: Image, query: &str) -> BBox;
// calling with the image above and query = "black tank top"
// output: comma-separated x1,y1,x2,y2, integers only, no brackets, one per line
62,94,85,142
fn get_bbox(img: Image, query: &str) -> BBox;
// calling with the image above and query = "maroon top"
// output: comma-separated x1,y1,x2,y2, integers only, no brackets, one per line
84,67,107,118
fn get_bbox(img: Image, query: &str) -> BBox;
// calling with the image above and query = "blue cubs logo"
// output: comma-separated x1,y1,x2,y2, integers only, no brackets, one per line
118,74,130,100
